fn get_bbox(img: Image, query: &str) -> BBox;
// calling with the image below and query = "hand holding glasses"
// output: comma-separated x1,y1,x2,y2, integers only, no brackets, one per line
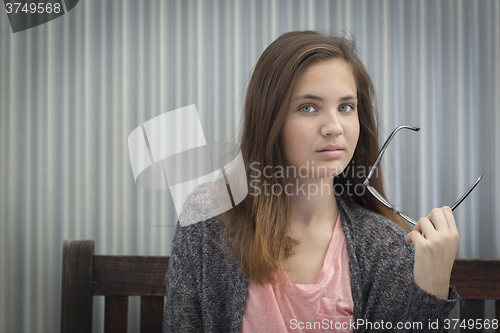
363,125,484,226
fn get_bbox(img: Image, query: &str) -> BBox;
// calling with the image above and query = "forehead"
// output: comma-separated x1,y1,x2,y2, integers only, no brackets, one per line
292,59,357,97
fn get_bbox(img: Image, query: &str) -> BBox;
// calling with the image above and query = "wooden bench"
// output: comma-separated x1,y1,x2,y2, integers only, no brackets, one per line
60,240,169,333
449,259,500,332
60,240,500,333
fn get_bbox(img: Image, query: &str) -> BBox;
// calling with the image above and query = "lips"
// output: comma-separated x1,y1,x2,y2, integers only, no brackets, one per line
316,145,343,152
316,145,344,158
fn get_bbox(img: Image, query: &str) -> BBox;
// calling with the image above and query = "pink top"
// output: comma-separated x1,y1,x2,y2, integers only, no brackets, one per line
241,213,354,333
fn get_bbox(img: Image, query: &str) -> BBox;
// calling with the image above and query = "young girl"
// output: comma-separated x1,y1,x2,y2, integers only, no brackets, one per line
163,31,459,333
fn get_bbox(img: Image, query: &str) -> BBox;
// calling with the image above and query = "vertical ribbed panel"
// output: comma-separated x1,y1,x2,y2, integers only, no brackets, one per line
0,1,499,332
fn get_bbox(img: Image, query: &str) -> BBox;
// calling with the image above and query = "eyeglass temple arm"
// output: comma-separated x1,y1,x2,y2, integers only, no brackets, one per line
364,125,420,183
450,170,484,211
397,212,418,226
403,170,483,226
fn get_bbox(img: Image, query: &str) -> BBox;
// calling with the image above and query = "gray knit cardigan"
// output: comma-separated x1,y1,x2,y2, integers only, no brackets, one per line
163,184,459,332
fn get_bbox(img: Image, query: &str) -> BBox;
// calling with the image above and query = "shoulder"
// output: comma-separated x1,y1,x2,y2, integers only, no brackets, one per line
165,184,246,332
178,180,230,227
167,182,233,285
336,195,414,261
337,195,408,239
173,182,228,249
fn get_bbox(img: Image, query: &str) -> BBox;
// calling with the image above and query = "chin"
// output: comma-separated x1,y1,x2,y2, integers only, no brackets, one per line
322,162,347,176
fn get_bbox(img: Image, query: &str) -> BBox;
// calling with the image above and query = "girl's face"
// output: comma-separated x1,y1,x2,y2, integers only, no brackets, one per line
281,58,360,179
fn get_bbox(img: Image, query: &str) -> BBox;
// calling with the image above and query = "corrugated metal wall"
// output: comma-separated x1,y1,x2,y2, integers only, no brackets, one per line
0,0,498,332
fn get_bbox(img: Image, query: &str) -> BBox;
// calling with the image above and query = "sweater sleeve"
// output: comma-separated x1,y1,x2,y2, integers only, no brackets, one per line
391,232,459,332
163,221,204,333
401,281,459,332
360,224,459,333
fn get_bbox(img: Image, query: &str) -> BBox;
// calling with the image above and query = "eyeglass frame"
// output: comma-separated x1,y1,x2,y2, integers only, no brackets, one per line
362,125,484,226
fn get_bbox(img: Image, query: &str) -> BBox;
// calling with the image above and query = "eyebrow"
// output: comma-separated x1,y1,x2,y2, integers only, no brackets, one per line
292,94,357,102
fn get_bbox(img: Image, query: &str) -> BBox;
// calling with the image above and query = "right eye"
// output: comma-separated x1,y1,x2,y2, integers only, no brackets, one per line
299,104,317,113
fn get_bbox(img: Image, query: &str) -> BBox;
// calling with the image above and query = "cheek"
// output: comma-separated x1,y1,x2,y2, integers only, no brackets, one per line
347,119,360,152
280,121,299,159
282,120,310,148
354,123,360,147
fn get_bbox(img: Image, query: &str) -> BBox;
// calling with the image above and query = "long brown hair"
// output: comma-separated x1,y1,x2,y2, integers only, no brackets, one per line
221,30,407,286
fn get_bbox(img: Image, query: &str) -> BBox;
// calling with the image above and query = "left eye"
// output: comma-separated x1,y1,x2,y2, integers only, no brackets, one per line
339,105,354,112
299,105,317,113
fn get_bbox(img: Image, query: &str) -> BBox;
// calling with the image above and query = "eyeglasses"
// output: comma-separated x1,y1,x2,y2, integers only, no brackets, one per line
363,125,484,226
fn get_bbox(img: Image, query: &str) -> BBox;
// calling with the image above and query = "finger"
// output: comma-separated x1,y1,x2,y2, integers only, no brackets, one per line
416,217,438,239
426,208,448,232
405,229,426,245
406,217,434,242
408,219,424,239
441,206,458,234
405,224,418,242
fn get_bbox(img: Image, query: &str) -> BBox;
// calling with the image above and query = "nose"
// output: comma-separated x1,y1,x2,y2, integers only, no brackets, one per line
320,109,343,137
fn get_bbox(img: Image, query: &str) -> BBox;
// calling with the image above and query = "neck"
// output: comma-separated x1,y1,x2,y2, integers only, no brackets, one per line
285,176,339,230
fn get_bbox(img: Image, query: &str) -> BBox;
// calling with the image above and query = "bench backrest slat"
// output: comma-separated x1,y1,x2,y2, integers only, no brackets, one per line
104,296,128,333
450,259,500,299
93,255,169,296
140,296,165,333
